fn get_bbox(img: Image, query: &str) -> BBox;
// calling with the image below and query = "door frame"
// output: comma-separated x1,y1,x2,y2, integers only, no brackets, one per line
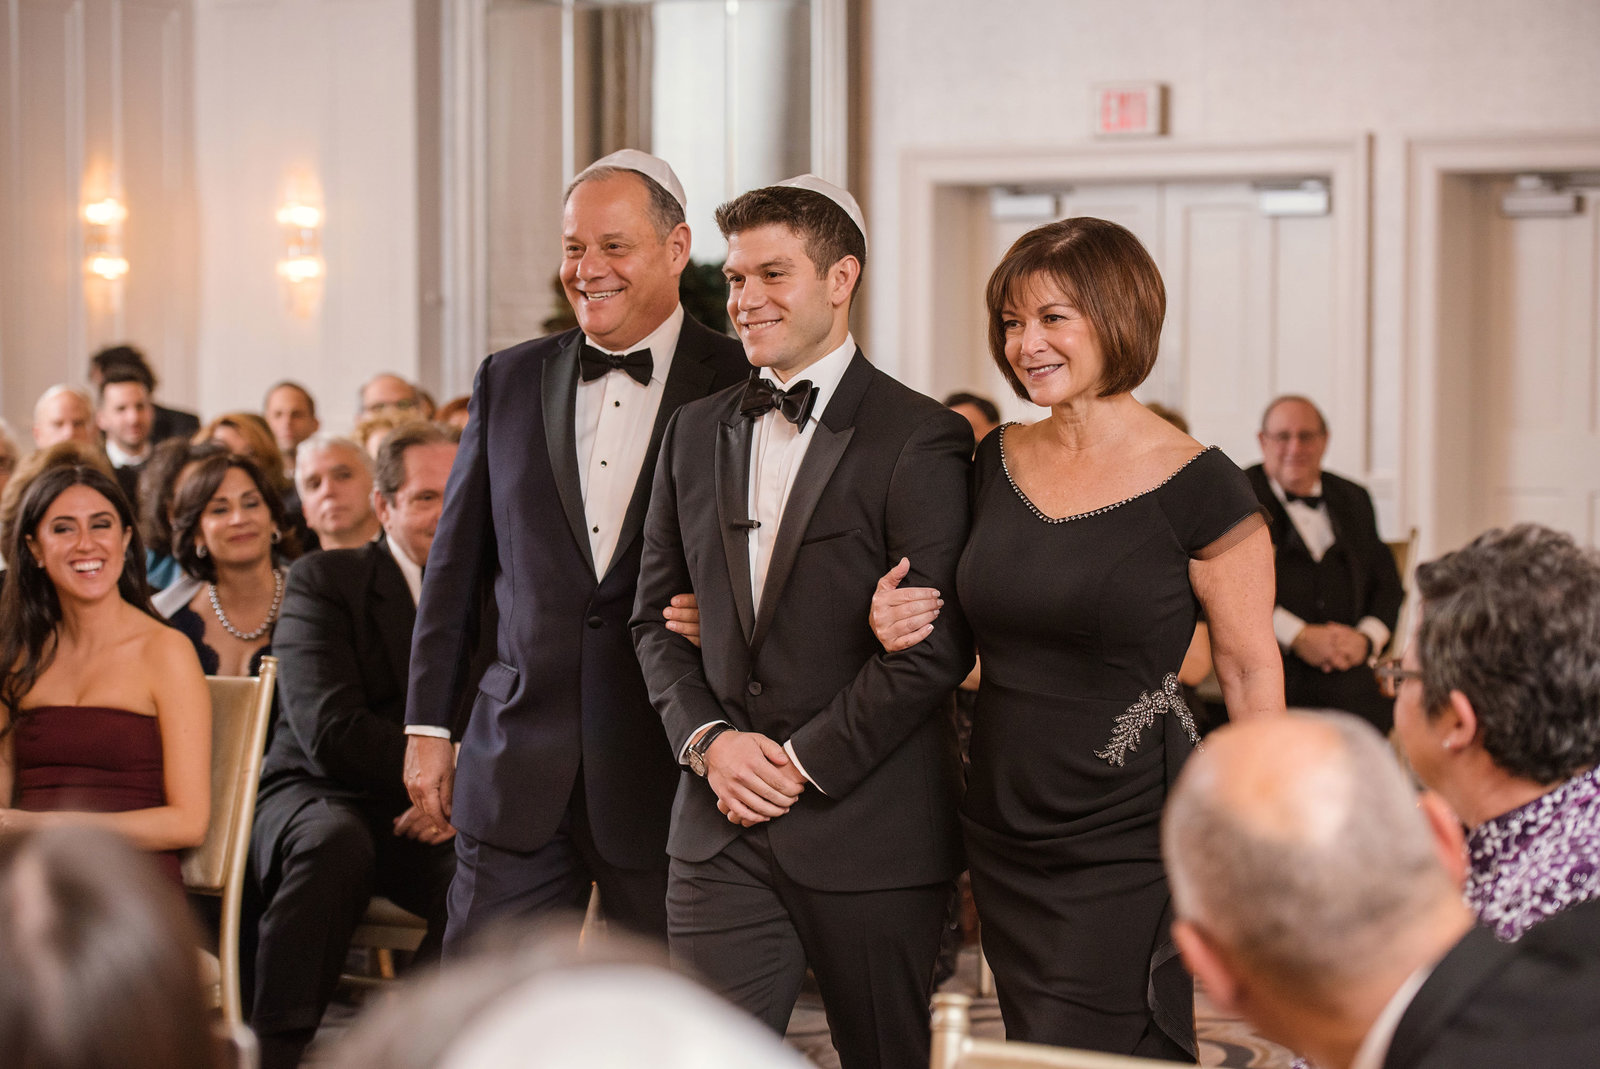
1404,131,1600,556
897,137,1373,470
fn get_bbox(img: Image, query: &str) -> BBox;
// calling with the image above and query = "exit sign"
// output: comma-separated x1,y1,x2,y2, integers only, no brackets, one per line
1092,83,1168,138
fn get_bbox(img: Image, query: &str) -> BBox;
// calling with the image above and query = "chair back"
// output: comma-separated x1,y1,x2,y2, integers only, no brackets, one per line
181,656,277,1024
930,994,1194,1069
1385,526,1420,657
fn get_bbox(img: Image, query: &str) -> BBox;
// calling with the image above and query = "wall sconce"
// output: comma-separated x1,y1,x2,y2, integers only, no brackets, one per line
275,202,324,283
84,197,129,280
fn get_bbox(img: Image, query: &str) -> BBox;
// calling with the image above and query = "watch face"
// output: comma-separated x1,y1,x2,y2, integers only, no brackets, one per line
688,749,707,776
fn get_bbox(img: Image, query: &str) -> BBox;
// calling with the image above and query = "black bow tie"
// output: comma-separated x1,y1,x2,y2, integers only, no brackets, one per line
739,374,818,427
1284,491,1324,508
579,344,652,386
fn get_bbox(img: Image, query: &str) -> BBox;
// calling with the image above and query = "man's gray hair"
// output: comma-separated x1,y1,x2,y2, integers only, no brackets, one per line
1415,524,1600,783
294,433,372,487
32,384,93,421
564,166,686,241
1164,713,1451,997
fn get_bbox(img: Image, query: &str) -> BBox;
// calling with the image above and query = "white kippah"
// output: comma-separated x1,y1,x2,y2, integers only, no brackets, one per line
775,174,868,254
575,149,688,212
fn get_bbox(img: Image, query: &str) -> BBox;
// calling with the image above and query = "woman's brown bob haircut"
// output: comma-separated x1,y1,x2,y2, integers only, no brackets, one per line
985,217,1166,400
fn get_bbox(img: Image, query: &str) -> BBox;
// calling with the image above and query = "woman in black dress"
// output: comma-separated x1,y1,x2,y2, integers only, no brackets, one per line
872,218,1283,1058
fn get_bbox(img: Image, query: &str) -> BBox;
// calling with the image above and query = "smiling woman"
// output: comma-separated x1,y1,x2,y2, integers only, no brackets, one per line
0,464,211,885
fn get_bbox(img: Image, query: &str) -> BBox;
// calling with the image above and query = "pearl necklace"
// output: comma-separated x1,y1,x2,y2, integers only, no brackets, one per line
208,567,285,642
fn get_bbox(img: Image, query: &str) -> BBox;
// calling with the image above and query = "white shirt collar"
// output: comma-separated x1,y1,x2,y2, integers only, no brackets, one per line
583,302,684,386
385,533,425,606
760,332,857,427
1349,962,1434,1069
1268,473,1324,503
104,438,150,467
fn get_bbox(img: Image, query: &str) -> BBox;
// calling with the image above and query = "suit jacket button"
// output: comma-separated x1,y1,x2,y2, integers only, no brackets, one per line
587,615,603,629
747,681,763,696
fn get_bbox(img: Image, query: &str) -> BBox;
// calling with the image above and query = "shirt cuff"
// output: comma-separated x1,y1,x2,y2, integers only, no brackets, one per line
1273,606,1308,650
405,724,452,739
783,740,827,796
1356,617,1392,661
681,720,729,764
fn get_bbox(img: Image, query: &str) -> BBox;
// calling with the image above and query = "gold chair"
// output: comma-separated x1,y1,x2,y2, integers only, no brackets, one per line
343,896,429,986
1385,526,1420,657
930,993,1194,1069
182,656,279,1027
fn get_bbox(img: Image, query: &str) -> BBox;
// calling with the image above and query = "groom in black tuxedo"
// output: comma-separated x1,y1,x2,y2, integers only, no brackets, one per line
632,178,973,1069
404,151,748,951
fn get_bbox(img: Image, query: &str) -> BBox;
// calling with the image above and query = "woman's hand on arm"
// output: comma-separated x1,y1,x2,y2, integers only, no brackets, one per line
1191,525,1284,722
869,557,944,653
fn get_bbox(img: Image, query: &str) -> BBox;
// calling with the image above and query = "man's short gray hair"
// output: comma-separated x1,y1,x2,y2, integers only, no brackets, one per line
1415,524,1600,783
564,166,686,241
1164,713,1451,997
294,433,371,488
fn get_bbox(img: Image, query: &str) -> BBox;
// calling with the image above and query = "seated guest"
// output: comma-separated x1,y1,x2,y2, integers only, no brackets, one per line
31,384,94,449
1248,395,1402,730
1165,711,1600,1069
355,412,408,458
96,366,157,508
1389,524,1600,941
1,442,115,563
0,826,226,1069
359,372,423,421
89,344,200,446
263,380,321,473
137,439,227,591
295,434,380,550
435,394,471,432
942,390,1000,443
155,453,299,677
196,412,310,547
0,464,209,883
0,419,18,499
250,422,460,1069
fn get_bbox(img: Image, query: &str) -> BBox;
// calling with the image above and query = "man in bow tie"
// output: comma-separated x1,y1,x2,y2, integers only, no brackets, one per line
1246,395,1403,730
402,149,747,952
632,178,974,1069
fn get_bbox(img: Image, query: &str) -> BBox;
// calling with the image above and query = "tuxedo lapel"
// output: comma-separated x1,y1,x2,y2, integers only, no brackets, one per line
542,333,597,577
715,408,758,643
368,540,418,691
749,352,870,652
603,322,719,579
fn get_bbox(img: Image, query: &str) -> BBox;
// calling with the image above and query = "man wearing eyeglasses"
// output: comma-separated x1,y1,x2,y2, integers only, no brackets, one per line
1246,395,1402,731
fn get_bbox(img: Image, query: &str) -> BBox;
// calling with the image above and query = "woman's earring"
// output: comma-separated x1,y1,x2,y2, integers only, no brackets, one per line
196,543,209,559
270,528,282,544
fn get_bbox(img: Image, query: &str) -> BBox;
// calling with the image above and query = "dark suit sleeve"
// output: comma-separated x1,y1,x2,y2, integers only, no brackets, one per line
632,409,730,754
787,409,975,798
408,355,497,731
273,558,410,807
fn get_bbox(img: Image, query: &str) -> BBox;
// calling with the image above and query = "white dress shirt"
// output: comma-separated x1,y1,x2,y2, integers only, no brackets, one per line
1348,962,1433,1069
386,534,425,607
1267,475,1391,657
105,438,150,468
575,304,683,576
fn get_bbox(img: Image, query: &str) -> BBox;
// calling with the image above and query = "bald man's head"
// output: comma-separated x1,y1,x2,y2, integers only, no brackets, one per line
1164,714,1461,996
32,386,94,448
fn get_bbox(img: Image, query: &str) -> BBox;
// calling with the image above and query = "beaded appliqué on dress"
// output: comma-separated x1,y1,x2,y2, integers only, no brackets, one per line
1095,673,1200,767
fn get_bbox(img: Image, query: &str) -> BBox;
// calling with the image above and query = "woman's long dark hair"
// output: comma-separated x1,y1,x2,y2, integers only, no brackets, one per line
0,464,155,719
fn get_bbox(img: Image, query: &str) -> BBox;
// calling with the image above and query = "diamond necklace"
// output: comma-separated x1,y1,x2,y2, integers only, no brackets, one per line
208,567,285,642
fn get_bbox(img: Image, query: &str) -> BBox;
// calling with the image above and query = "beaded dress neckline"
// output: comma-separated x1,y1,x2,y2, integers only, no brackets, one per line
995,422,1217,525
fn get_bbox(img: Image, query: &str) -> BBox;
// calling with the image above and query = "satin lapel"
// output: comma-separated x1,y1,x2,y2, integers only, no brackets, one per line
542,334,596,576
369,541,417,688
715,409,758,643
602,329,718,579
749,352,871,652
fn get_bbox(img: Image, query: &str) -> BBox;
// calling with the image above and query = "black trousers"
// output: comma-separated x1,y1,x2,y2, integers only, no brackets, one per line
442,774,669,957
249,795,455,1069
668,826,950,1069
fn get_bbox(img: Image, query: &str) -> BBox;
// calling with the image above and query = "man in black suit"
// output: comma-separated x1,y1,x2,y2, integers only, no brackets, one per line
88,344,200,445
631,178,972,1069
404,150,748,952
1246,395,1402,730
1164,711,1600,1069
94,366,155,508
250,422,460,1069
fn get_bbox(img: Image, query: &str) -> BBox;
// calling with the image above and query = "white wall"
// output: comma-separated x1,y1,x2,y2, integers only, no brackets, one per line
863,0,1600,532
192,0,419,433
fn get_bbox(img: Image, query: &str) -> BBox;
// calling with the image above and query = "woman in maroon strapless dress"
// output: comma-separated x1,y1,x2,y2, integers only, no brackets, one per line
0,463,210,880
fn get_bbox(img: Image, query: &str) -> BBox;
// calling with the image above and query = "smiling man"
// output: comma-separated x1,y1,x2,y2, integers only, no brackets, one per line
404,150,747,952
96,367,156,508
631,178,973,1069
1246,395,1402,730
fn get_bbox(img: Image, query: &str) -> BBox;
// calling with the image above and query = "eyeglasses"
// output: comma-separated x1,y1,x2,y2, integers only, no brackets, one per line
1375,658,1424,699
1262,430,1326,446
